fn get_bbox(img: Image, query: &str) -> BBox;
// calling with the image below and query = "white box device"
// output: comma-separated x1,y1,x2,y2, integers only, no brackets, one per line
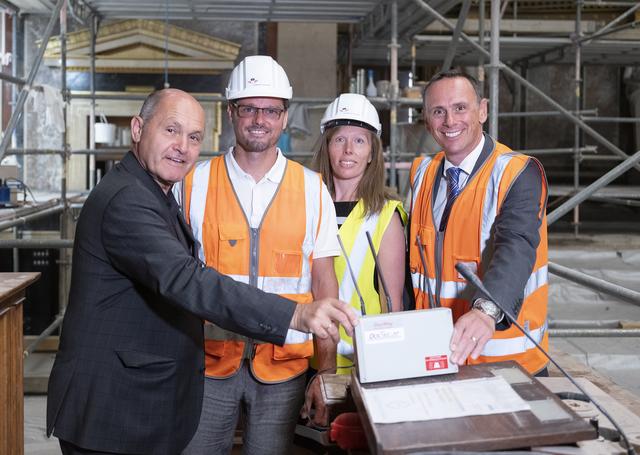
353,308,458,383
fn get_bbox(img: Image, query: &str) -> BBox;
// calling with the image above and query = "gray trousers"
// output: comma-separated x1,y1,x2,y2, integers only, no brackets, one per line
182,361,306,455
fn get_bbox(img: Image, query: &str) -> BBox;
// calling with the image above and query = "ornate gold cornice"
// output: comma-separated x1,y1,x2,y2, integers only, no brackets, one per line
43,19,241,70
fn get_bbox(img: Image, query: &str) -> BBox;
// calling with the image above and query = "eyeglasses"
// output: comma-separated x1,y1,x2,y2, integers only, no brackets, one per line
232,103,285,121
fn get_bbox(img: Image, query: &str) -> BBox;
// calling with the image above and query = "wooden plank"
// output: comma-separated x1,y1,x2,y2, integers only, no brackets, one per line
0,289,26,455
10,297,24,455
549,346,640,419
0,301,9,455
0,273,40,455
351,361,596,454
0,272,40,301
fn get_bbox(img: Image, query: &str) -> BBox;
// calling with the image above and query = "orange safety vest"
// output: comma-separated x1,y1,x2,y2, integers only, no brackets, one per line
183,155,322,383
409,139,549,374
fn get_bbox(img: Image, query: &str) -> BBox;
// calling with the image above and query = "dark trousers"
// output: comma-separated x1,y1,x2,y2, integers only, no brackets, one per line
59,440,119,455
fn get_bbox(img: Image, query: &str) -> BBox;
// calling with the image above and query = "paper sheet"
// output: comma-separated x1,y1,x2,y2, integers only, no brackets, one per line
362,376,530,424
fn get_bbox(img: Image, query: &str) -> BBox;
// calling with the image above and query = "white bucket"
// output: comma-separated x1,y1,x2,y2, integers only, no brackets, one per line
95,114,117,144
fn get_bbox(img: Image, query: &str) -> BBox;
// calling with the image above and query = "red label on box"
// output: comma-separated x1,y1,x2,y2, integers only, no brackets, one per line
425,355,449,371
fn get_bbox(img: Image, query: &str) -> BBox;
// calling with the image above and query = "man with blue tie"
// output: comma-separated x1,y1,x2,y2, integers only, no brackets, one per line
408,69,550,376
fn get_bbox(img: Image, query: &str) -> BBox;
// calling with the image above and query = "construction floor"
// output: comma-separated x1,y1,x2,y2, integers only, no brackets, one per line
23,233,640,454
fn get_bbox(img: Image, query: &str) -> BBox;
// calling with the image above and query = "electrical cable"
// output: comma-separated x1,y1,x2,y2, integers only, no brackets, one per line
6,177,38,203
455,262,637,455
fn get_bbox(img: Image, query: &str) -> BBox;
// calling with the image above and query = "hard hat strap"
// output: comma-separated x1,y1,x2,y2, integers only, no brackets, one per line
323,119,378,134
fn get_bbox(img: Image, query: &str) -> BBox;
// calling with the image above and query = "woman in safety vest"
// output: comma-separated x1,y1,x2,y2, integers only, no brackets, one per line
311,93,408,375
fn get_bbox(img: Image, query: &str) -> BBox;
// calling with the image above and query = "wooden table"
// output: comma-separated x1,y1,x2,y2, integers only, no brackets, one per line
351,361,597,454
0,272,40,455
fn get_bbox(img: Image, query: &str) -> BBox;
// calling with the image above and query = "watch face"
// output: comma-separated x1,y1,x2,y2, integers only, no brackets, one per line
476,300,499,320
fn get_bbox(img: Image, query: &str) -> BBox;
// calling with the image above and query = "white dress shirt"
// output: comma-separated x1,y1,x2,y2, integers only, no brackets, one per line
433,135,485,228
225,148,340,259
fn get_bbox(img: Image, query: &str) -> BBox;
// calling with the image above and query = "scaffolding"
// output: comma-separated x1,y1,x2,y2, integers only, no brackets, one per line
1,0,640,357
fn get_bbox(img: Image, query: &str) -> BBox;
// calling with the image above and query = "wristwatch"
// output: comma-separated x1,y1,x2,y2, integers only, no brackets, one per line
472,298,504,324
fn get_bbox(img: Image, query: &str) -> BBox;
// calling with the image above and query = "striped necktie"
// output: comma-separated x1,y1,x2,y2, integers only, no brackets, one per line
439,167,462,231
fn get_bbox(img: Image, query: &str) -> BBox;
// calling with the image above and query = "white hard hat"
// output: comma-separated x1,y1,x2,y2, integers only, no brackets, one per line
226,55,292,101
320,93,381,137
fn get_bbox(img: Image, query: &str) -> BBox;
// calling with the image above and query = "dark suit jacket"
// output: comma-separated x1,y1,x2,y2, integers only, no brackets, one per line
432,134,546,329
47,152,296,454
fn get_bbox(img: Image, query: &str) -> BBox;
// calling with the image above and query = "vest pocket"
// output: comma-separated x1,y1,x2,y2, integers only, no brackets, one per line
454,256,479,282
410,225,434,271
216,223,248,274
272,250,302,277
204,339,226,357
273,341,313,360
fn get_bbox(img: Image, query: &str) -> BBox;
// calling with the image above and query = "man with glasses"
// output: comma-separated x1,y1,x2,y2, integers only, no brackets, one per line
179,56,340,454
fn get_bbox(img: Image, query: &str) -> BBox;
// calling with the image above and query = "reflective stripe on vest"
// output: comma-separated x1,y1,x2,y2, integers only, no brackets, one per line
215,273,313,297
410,148,548,303
410,156,433,211
409,140,549,373
188,159,211,264
411,263,547,302
480,152,520,253
524,265,548,301
483,320,548,357
333,199,407,365
188,157,315,345
337,210,379,313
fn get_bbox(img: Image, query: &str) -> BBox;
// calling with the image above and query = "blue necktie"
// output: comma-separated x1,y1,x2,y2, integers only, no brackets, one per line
439,167,462,231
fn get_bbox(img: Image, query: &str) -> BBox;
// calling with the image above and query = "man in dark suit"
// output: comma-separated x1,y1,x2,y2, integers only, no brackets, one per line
46,88,357,454
409,70,549,375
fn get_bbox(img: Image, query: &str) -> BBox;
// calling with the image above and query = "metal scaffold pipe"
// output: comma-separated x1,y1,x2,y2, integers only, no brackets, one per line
4,149,65,155
388,0,399,188
573,0,583,236
442,0,471,72
549,320,623,329
488,0,500,137
549,262,640,306
0,72,25,86
0,0,66,161
411,0,640,173
478,0,485,95
89,14,98,189
518,146,596,155
0,239,74,248
24,316,64,358
0,199,61,221
70,93,340,104
585,1,640,38
547,150,640,224
583,117,640,123
549,328,640,337
0,205,65,232
499,109,597,118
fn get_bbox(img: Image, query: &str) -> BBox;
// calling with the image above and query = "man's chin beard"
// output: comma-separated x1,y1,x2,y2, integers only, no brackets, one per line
244,140,271,153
